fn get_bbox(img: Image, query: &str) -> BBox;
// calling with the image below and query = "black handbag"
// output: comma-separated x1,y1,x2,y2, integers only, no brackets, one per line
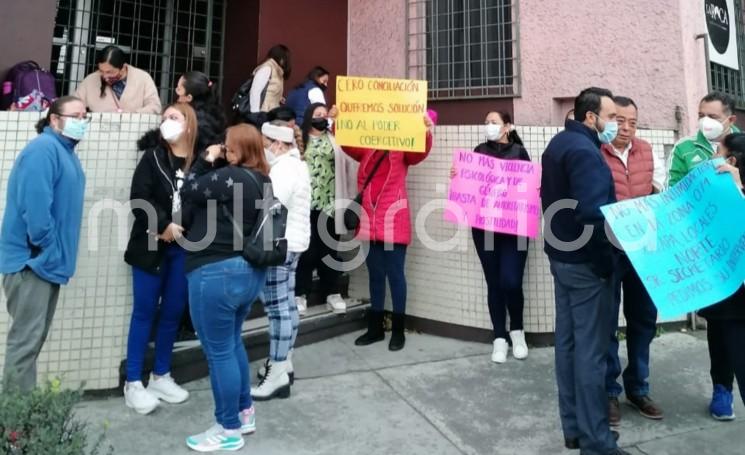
223,169,288,267
343,151,389,231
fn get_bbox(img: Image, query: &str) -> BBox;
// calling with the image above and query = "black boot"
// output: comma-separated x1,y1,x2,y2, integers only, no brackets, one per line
388,313,406,351
355,310,385,346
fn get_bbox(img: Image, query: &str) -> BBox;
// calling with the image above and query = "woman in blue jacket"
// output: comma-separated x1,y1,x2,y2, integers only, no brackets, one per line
285,66,330,125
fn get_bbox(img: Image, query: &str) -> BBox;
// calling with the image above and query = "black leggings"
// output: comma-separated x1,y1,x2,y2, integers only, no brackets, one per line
707,319,745,405
472,228,528,339
296,210,342,300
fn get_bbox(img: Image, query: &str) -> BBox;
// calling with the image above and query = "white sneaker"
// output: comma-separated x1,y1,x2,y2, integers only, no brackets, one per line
240,406,256,435
326,294,347,314
186,424,244,452
296,296,308,316
124,381,160,415
510,330,529,360
251,360,291,401
491,338,508,364
147,373,190,404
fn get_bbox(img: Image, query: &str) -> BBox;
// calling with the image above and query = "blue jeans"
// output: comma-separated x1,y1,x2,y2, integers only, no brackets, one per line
605,254,658,398
366,242,407,314
550,260,617,455
262,252,300,362
472,228,528,339
188,256,266,430
126,245,188,382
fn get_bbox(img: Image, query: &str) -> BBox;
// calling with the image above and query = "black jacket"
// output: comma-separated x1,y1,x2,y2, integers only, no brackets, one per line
181,154,270,273
473,140,531,161
699,286,745,321
541,119,618,279
193,101,227,154
124,131,185,273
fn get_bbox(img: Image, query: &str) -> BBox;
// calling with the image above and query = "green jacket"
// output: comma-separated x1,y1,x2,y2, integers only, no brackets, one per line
668,126,741,187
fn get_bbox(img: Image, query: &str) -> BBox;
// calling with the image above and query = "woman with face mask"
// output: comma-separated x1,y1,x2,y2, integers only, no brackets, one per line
451,111,531,363
250,121,311,401
122,103,198,415
285,66,331,125
699,132,745,421
295,103,359,315
180,124,271,452
74,45,162,114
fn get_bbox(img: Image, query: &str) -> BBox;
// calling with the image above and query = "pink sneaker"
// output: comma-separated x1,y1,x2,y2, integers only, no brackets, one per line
240,406,256,435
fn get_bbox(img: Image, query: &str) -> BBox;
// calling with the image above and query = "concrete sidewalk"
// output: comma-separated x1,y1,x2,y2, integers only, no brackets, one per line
76,330,744,455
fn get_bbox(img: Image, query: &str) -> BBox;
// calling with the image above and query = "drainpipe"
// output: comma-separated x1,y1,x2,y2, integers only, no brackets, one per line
695,33,713,92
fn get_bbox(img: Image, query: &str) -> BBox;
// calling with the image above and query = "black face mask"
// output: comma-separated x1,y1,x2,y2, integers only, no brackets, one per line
318,83,328,92
311,118,328,131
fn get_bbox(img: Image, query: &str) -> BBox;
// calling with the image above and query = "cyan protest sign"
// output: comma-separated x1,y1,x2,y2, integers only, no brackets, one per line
601,161,745,319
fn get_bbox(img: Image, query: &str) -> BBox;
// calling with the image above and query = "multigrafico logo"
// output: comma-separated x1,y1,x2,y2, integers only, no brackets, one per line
705,0,731,54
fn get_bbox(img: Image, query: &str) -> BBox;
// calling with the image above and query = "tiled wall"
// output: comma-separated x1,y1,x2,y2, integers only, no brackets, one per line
347,126,680,334
0,112,159,390
0,112,678,391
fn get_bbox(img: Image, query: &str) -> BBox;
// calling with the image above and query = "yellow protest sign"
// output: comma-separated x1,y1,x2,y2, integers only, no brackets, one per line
334,76,428,153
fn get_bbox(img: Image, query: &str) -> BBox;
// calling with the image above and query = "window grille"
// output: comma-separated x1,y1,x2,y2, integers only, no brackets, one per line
407,0,520,100
51,0,225,105
710,0,745,108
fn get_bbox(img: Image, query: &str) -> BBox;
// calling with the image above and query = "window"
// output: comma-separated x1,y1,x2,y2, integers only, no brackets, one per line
710,0,745,108
407,0,519,100
51,0,226,104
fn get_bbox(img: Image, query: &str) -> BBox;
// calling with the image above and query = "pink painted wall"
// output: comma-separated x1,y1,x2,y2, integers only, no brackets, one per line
678,0,712,135
347,0,407,78
514,0,707,133
346,0,710,134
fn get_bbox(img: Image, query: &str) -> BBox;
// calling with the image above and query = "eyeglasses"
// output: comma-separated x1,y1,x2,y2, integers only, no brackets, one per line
57,113,92,122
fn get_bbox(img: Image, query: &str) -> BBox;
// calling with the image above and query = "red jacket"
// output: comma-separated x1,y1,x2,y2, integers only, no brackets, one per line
343,133,433,245
601,137,654,201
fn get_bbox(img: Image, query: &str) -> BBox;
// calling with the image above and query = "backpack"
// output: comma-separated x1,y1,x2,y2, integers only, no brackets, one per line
222,168,288,267
230,65,271,124
1,61,57,111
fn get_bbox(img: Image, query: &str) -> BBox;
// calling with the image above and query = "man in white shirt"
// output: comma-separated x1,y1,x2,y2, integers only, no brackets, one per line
600,96,664,426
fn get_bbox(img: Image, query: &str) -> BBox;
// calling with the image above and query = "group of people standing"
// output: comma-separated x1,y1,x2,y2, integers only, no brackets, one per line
542,87,745,455
1,42,744,455
0,44,440,452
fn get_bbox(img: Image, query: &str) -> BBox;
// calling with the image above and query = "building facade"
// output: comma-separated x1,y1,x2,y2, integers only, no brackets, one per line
0,0,742,390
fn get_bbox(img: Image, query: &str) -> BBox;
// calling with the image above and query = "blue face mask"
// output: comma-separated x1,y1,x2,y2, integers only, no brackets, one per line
61,118,90,141
595,113,618,144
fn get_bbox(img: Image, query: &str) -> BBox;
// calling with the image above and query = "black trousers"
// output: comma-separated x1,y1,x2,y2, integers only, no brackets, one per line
296,210,342,300
471,228,528,339
707,319,745,406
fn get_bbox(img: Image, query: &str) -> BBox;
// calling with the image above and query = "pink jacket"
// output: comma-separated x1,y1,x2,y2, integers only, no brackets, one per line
343,133,433,245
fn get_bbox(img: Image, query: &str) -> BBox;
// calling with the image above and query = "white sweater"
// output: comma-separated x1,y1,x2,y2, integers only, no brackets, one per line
269,149,311,253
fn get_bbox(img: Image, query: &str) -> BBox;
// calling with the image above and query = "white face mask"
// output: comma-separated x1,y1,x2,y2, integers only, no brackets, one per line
264,147,276,162
160,119,185,143
699,116,726,141
485,123,504,141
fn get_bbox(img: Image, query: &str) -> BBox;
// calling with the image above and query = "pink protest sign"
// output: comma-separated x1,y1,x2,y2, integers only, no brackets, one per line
444,149,542,238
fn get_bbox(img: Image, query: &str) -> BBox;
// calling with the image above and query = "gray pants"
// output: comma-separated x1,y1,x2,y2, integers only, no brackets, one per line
549,260,616,455
3,269,60,392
